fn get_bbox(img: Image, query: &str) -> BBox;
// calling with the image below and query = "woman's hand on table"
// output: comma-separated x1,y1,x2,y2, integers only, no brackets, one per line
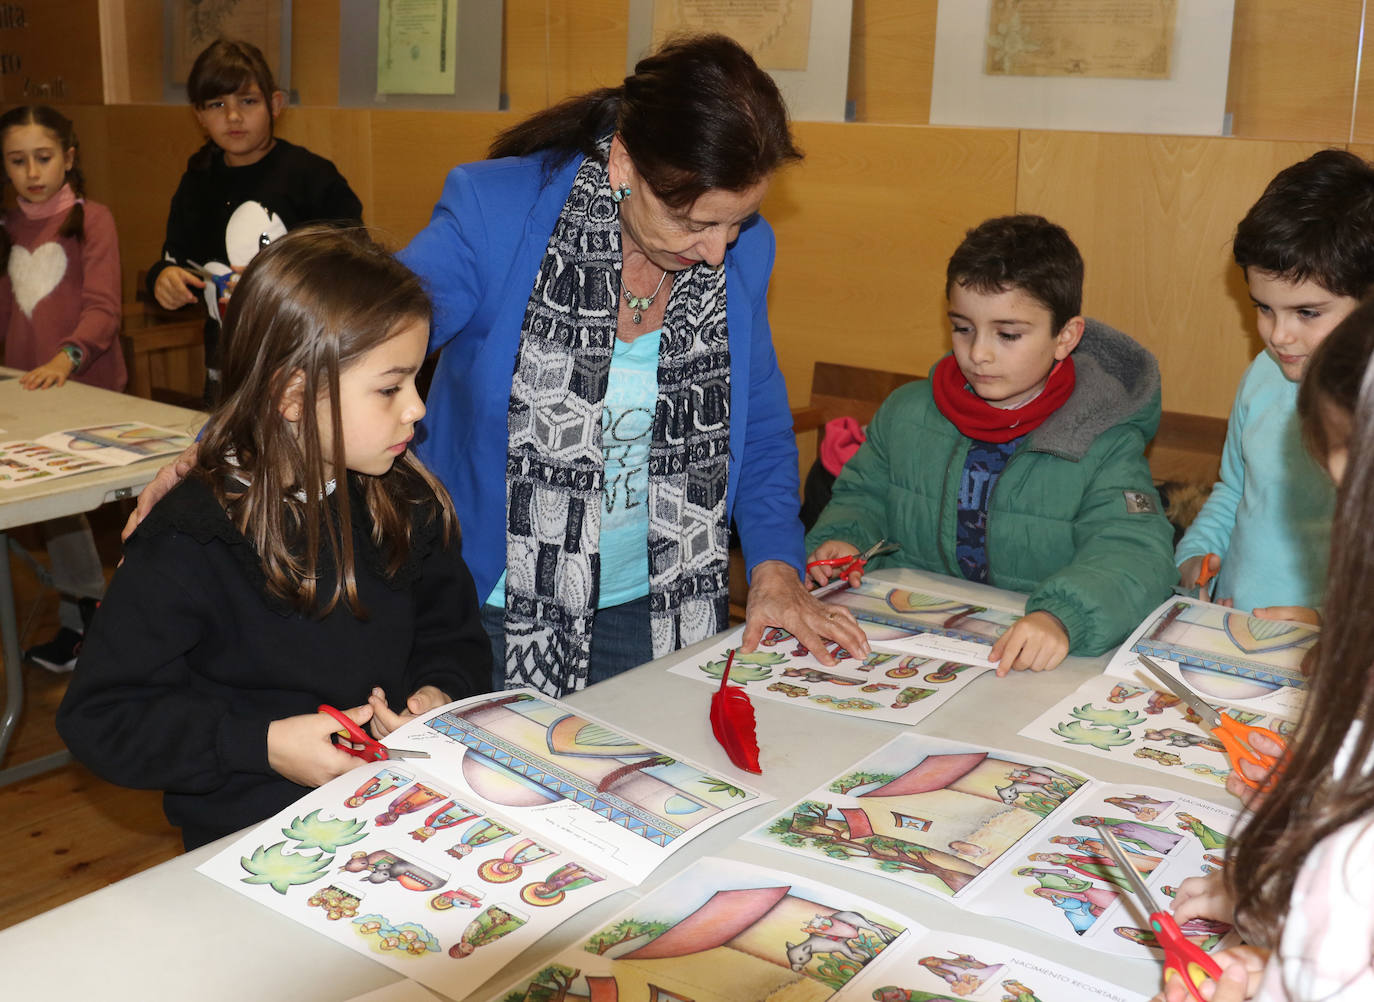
20,351,75,389
989,611,1070,675
740,560,870,666
121,442,196,541
1151,945,1267,1002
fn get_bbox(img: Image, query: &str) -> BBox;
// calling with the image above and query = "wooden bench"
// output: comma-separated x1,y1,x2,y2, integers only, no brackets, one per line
118,270,204,407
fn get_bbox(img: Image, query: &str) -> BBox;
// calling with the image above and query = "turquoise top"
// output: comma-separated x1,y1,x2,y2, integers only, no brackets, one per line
1176,351,1335,610
486,330,661,609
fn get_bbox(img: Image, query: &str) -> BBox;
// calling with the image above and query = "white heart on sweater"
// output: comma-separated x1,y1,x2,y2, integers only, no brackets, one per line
9,242,68,319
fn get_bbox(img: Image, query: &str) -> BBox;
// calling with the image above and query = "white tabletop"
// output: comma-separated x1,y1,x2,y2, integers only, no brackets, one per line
0,569,1232,1000
0,372,205,530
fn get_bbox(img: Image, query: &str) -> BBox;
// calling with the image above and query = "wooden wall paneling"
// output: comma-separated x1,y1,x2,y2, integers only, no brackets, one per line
504,0,628,114
113,0,165,103
0,0,105,104
290,0,341,106
846,0,936,124
1351,6,1374,142
763,122,1018,406
63,105,112,215
103,105,204,301
1226,0,1361,141
1016,131,1327,418
275,106,373,221
365,111,506,243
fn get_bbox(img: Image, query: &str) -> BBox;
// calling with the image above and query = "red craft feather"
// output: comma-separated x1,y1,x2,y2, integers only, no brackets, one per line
709,649,762,774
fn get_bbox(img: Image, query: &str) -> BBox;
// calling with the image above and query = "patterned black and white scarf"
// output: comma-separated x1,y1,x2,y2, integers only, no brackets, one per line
503,149,732,697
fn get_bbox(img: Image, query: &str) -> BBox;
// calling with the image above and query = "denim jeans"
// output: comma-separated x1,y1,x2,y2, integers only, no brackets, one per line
481,594,653,691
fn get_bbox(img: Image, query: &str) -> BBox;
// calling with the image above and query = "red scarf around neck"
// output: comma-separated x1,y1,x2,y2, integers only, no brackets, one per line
931,353,1076,443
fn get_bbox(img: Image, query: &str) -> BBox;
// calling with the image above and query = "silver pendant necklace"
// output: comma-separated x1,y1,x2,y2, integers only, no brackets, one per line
621,269,668,324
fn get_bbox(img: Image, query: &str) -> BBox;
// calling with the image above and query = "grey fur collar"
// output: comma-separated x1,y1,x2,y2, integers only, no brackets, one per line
1027,318,1160,461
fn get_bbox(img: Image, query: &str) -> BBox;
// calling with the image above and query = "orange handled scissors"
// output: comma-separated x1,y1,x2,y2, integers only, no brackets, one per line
1138,654,1285,790
318,704,431,763
1094,824,1221,1002
807,538,899,597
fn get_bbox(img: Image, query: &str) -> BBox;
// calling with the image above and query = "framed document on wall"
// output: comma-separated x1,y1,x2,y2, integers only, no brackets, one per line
163,0,291,102
929,0,1236,135
625,0,853,123
337,0,501,110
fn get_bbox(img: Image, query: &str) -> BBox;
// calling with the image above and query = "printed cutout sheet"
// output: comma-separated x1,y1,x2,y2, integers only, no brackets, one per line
492,856,1147,1002
199,690,768,998
0,422,195,488
746,734,1237,960
664,623,995,725
1020,597,1309,788
821,578,1021,648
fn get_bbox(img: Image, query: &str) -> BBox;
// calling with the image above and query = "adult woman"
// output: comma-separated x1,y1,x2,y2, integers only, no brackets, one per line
400,35,866,696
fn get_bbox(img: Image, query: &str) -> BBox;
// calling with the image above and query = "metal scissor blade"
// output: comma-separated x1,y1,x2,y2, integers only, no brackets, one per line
385,749,431,760
857,538,894,562
1094,824,1161,914
1137,654,1222,729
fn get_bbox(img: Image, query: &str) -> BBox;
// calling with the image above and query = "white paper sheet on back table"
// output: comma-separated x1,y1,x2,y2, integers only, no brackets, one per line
746,732,1239,961
664,579,1019,724
1020,596,1312,790
197,690,769,1001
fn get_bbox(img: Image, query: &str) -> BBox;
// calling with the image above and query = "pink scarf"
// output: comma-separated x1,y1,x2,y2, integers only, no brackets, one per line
16,183,79,220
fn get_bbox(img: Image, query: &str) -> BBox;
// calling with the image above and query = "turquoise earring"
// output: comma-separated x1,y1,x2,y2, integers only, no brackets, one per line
611,183,632,203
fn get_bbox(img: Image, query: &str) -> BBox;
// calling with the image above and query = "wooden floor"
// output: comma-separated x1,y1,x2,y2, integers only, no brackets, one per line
0,507,182,932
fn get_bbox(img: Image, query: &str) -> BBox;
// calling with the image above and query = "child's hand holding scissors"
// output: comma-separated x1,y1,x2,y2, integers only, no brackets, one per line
1178,553,1221,601
1152,946,1267,1002
267,703,373,788
367,685,450,739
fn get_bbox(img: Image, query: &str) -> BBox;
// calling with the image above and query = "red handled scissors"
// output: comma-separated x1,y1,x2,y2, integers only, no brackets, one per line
1138,654,1285,791
1095,824,1221,1002
318,704,430,763
807,538,899,596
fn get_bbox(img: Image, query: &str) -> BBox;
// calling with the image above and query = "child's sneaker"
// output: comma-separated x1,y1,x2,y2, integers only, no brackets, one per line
24,627,84,673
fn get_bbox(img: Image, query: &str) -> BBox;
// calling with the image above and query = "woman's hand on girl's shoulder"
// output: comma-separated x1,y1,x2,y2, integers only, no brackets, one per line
121,442,197,541
267,705,369,787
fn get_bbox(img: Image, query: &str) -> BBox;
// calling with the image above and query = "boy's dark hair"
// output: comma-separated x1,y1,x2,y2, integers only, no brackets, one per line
945,214,1084,332
0,105,86,269
1233,149,1374,299
186,38,278,107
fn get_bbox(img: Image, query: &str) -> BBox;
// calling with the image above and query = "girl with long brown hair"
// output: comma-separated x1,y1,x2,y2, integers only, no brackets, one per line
58,227,490,850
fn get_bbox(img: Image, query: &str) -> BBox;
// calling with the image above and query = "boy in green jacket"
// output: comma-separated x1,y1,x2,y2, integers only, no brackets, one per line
806,215,1175,674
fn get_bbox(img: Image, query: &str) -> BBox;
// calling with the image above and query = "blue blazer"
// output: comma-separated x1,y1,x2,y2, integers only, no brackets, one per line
399,153,805,601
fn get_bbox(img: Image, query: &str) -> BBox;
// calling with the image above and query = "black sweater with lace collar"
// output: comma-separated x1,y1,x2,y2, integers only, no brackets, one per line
57,476,490,849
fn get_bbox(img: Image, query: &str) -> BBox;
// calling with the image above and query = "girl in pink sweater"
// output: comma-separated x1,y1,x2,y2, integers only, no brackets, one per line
1,105,124,669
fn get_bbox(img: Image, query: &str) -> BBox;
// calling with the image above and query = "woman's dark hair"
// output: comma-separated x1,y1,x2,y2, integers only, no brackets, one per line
186,39,279,168
1229,296,1374,948
945,215,1084,333
489,34,802,208
1233,149,1374,300
197,226,455,618
0,105,85,268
